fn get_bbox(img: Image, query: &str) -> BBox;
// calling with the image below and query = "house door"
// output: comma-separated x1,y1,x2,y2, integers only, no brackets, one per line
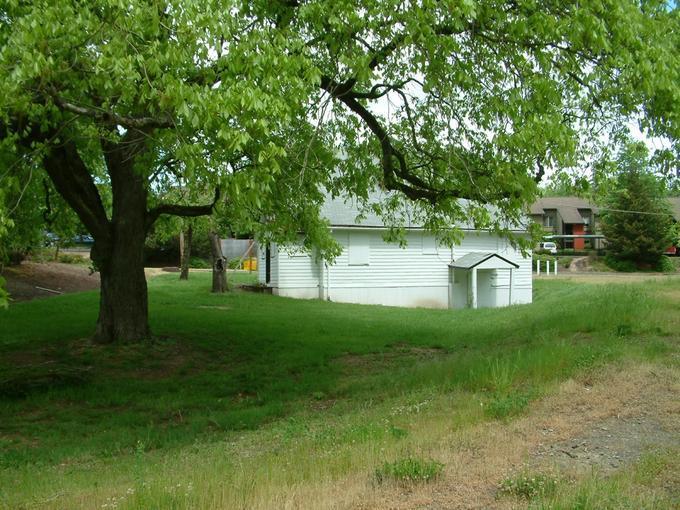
564,224,574,249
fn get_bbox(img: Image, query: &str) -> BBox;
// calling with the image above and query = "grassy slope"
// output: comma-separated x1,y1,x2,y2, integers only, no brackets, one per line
0,273,677,508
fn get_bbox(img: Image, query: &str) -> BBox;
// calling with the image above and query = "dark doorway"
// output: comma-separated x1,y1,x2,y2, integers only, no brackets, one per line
265,244,271,284
564,224,574,249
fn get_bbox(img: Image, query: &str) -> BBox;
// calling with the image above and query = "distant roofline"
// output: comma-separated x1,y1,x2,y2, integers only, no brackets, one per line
328,224,530,233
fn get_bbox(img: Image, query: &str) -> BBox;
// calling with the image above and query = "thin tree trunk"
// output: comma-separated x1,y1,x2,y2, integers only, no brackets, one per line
179,224,193,280
209,231,227,293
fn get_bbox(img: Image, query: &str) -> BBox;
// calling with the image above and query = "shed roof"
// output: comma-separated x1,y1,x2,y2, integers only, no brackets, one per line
449,252,519,270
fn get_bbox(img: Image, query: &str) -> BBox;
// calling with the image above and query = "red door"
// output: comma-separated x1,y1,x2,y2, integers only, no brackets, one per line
572,224,585,250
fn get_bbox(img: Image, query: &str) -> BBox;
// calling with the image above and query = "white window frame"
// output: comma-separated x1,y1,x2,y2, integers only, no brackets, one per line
422,234,437,255
348,232,370,266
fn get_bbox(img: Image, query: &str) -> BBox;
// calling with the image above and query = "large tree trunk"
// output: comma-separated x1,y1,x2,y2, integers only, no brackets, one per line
209,231,227,293
179,224,193,280
34,128,217,343
91,137,152,344
93,237,150,343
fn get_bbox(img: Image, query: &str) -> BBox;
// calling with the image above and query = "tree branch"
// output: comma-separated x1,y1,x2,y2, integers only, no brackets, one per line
42,140,112,241
146,187,221,229
53,96,174,129
320,75,459,203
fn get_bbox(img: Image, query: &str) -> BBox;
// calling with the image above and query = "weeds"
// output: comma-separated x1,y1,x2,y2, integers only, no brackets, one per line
375,457,444,484
499,472,558,499
485,391,531,419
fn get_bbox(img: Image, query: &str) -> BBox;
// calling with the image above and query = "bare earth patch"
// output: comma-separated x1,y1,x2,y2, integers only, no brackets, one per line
338,343,447,374
2,262,170,302
3,261,99,301
350,362,679,510
533,415,675,474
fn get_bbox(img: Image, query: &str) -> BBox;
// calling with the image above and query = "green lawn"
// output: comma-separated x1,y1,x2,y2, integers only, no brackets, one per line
0,274,677,509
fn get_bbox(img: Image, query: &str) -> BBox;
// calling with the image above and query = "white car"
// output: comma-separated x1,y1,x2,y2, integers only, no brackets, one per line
540,241,558,254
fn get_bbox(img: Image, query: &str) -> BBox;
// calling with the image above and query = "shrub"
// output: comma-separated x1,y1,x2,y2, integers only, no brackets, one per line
556,249,590,256
532,254,556,265
7,250,26,265
656,255,675,273
374,457,443,484
499,472,558,499
58,253,86,265
189,257,211,269
559,256,573,268
604,255,637,272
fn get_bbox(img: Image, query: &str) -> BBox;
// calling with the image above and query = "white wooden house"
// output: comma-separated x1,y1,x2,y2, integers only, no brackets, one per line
257,196,532,309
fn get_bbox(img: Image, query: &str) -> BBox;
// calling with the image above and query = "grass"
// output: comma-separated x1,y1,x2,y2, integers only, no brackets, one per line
374,457,444,484
0,274,678,508
499,472,559,499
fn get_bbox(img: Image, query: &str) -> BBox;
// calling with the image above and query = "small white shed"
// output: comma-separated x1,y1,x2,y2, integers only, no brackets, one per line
258,195,533,309
449,252,520,309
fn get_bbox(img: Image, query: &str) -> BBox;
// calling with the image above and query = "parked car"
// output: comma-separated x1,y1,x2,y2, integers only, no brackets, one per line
540,241,558,254
73,234,94,244
44,231,60,246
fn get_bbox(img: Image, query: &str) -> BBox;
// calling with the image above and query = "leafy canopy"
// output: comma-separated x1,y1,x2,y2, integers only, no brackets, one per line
0,0,678,258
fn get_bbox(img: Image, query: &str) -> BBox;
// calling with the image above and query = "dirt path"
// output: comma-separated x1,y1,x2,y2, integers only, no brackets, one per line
354,363,679,509
2,261,100,301
2,262,172,302
568,256,590,272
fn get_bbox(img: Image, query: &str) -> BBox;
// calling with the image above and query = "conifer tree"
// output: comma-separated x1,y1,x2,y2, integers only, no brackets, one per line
601,143,674,268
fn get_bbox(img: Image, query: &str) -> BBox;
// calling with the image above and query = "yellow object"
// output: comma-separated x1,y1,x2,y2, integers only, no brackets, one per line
242,258,257,271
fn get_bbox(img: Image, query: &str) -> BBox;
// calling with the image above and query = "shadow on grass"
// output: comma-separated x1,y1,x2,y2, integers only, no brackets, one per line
0,274,673,467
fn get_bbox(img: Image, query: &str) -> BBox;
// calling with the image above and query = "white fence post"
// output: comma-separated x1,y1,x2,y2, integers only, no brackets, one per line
536,259,540,275
554,259,558,275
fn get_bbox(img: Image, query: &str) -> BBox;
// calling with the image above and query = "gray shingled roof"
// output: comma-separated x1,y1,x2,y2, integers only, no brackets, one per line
450,252,519,269
530,196,598,224
668,197,680,221
320,192,526,231
320,193,396,227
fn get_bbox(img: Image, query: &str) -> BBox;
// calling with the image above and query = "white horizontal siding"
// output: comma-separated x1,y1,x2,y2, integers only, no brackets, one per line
326,230,450,287
263,229,532,307
277,245,321,289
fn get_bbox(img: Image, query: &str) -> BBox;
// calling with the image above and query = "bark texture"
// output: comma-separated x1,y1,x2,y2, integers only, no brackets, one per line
209,231,227,293
42,132,152,343
179,224,193,280
94,241,150,343
93,136,151,343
